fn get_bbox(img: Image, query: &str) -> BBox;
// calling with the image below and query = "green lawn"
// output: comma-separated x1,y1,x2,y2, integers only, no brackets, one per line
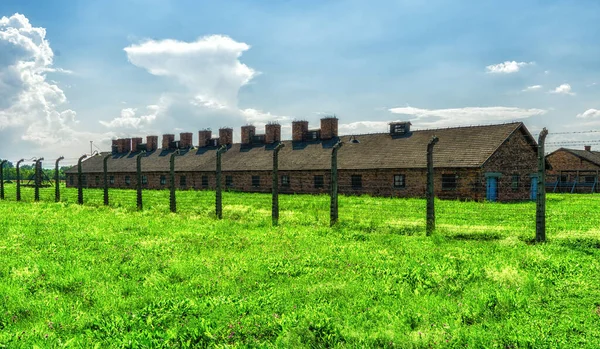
1,184,599,347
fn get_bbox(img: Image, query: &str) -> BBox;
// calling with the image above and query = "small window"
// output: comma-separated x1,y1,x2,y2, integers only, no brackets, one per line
252,175,260,187
180,176,186,187
281,175,290,187
142,175,148,185
109,175,115,185
511,174,519,190
560,175,568,182
160,175,166,185
351,175,362,189
226,176,233,187
442,174,457,190
202,175,209,188
95,176,100,185
393,174,405,188
125,176,131,186
314,175,324,189
69,175,74,185
584,176,596,184
81,175,87,186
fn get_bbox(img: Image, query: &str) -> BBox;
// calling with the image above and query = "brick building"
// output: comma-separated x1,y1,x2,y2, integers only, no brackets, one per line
546,146,600,193
66,118,540,202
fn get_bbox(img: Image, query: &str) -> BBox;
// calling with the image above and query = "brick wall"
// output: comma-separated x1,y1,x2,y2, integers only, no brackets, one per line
547,150,600,174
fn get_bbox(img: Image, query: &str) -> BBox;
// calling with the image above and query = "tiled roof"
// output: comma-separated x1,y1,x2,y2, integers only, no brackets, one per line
66,122,531,173
554,148,600,167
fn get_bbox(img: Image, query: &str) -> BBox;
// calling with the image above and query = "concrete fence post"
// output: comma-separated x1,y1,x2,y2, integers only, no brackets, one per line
216,145,227,219
77,154,88,205
536,128,549,243
426,136,439,235
0,160,6,200
55,157,64,202
103,154,110,206
136,151,145,211
34,158,44,202
16,159,24,201
169,150,179,213
330,141,343,227
272,142,285,226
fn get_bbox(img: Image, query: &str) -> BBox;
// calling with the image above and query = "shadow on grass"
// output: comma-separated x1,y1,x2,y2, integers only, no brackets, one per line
446,232,504,241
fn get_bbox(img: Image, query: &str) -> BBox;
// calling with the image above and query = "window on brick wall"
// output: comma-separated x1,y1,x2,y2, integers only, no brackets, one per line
202,175,209,188
81,175,87,186
109,175,115,185
585,176,596,183
125,176,131,186
560,175,568,182
252,175,260,187
160,175,166,185
95,176,100,185
69,175,74,185
142,175,148,185
351,175,362,189
314,175,324,188
180,176,187,187
281,175,290,187
393,174,406,188
511,174,519,190
441,174,457,190
226,176,233,187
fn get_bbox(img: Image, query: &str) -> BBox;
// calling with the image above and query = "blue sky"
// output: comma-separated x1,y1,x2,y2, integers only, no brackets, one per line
1,0,599,161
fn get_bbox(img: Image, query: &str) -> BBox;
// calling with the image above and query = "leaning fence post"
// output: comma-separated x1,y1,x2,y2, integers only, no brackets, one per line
169,150,179,213
55,157,64,202
330,141,343,227
103,154,110,205
536,128,548,243
34,157,44,202
272,143,285,225
216,145,227,219
16,159,24,201
136,151,145,210
426,136,439,235
77,154,88,205
0,160,6,200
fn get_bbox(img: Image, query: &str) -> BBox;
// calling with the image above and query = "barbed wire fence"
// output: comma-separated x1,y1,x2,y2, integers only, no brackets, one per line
1,131,598,241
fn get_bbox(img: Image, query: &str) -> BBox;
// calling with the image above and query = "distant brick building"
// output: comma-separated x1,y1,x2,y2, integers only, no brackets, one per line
546,146,600,193
66,119,540,202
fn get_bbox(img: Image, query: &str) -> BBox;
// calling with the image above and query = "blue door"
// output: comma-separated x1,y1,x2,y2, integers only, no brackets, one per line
530,177,537,200
486,177,498,202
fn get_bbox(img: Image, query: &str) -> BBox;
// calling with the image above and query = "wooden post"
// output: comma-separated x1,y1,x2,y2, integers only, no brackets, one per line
136,151,145,210
536,128,548,242
169,151,179,213
426,136,439,235
272,143,285,225
55,157,64,202
77,154,88,205
16,159,24,201
34,158,44,202
216,145,227,219
103,154,110,205
0,160,6,200
330,141,343,227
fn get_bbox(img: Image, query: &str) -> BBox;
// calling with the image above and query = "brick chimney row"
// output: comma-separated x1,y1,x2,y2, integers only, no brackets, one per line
241,125,256,144
292,120,309,142
179,132,193,149
132,137,143,151
146,136,158,152
198,130,212,147
320,117,338,140
265,123,281,143
585,145,592,152
219,128,233,146
162,134,174,150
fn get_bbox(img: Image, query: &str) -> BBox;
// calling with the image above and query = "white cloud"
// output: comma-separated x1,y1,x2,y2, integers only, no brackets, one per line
576,109,600,119
550,83,575,95
388,106,547,128
522,85,542,92
486,61,534,74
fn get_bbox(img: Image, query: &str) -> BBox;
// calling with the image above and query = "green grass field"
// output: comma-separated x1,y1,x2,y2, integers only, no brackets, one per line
1,184,599,348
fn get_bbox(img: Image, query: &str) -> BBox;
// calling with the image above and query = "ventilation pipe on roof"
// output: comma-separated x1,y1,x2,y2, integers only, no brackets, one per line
585,145,591,152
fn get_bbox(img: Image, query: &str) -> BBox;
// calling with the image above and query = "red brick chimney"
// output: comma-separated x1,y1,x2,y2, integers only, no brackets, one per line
265,123,281,143
146,136,158,152
320,117,338,140
132,137,143,151
112,139,119,153
219,128,233,146
198,130,212,147
180,132,193,148
162,134,174,149
585,145,592,152
123,138,132,153
292,120,309,142
241,125,256,144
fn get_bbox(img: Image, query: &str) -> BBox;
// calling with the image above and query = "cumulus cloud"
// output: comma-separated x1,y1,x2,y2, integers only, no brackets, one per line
550,83,575,95
486,61,534,74
576,109,600,119
0,13,85,157
522,85,542,92
388,106,547,128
